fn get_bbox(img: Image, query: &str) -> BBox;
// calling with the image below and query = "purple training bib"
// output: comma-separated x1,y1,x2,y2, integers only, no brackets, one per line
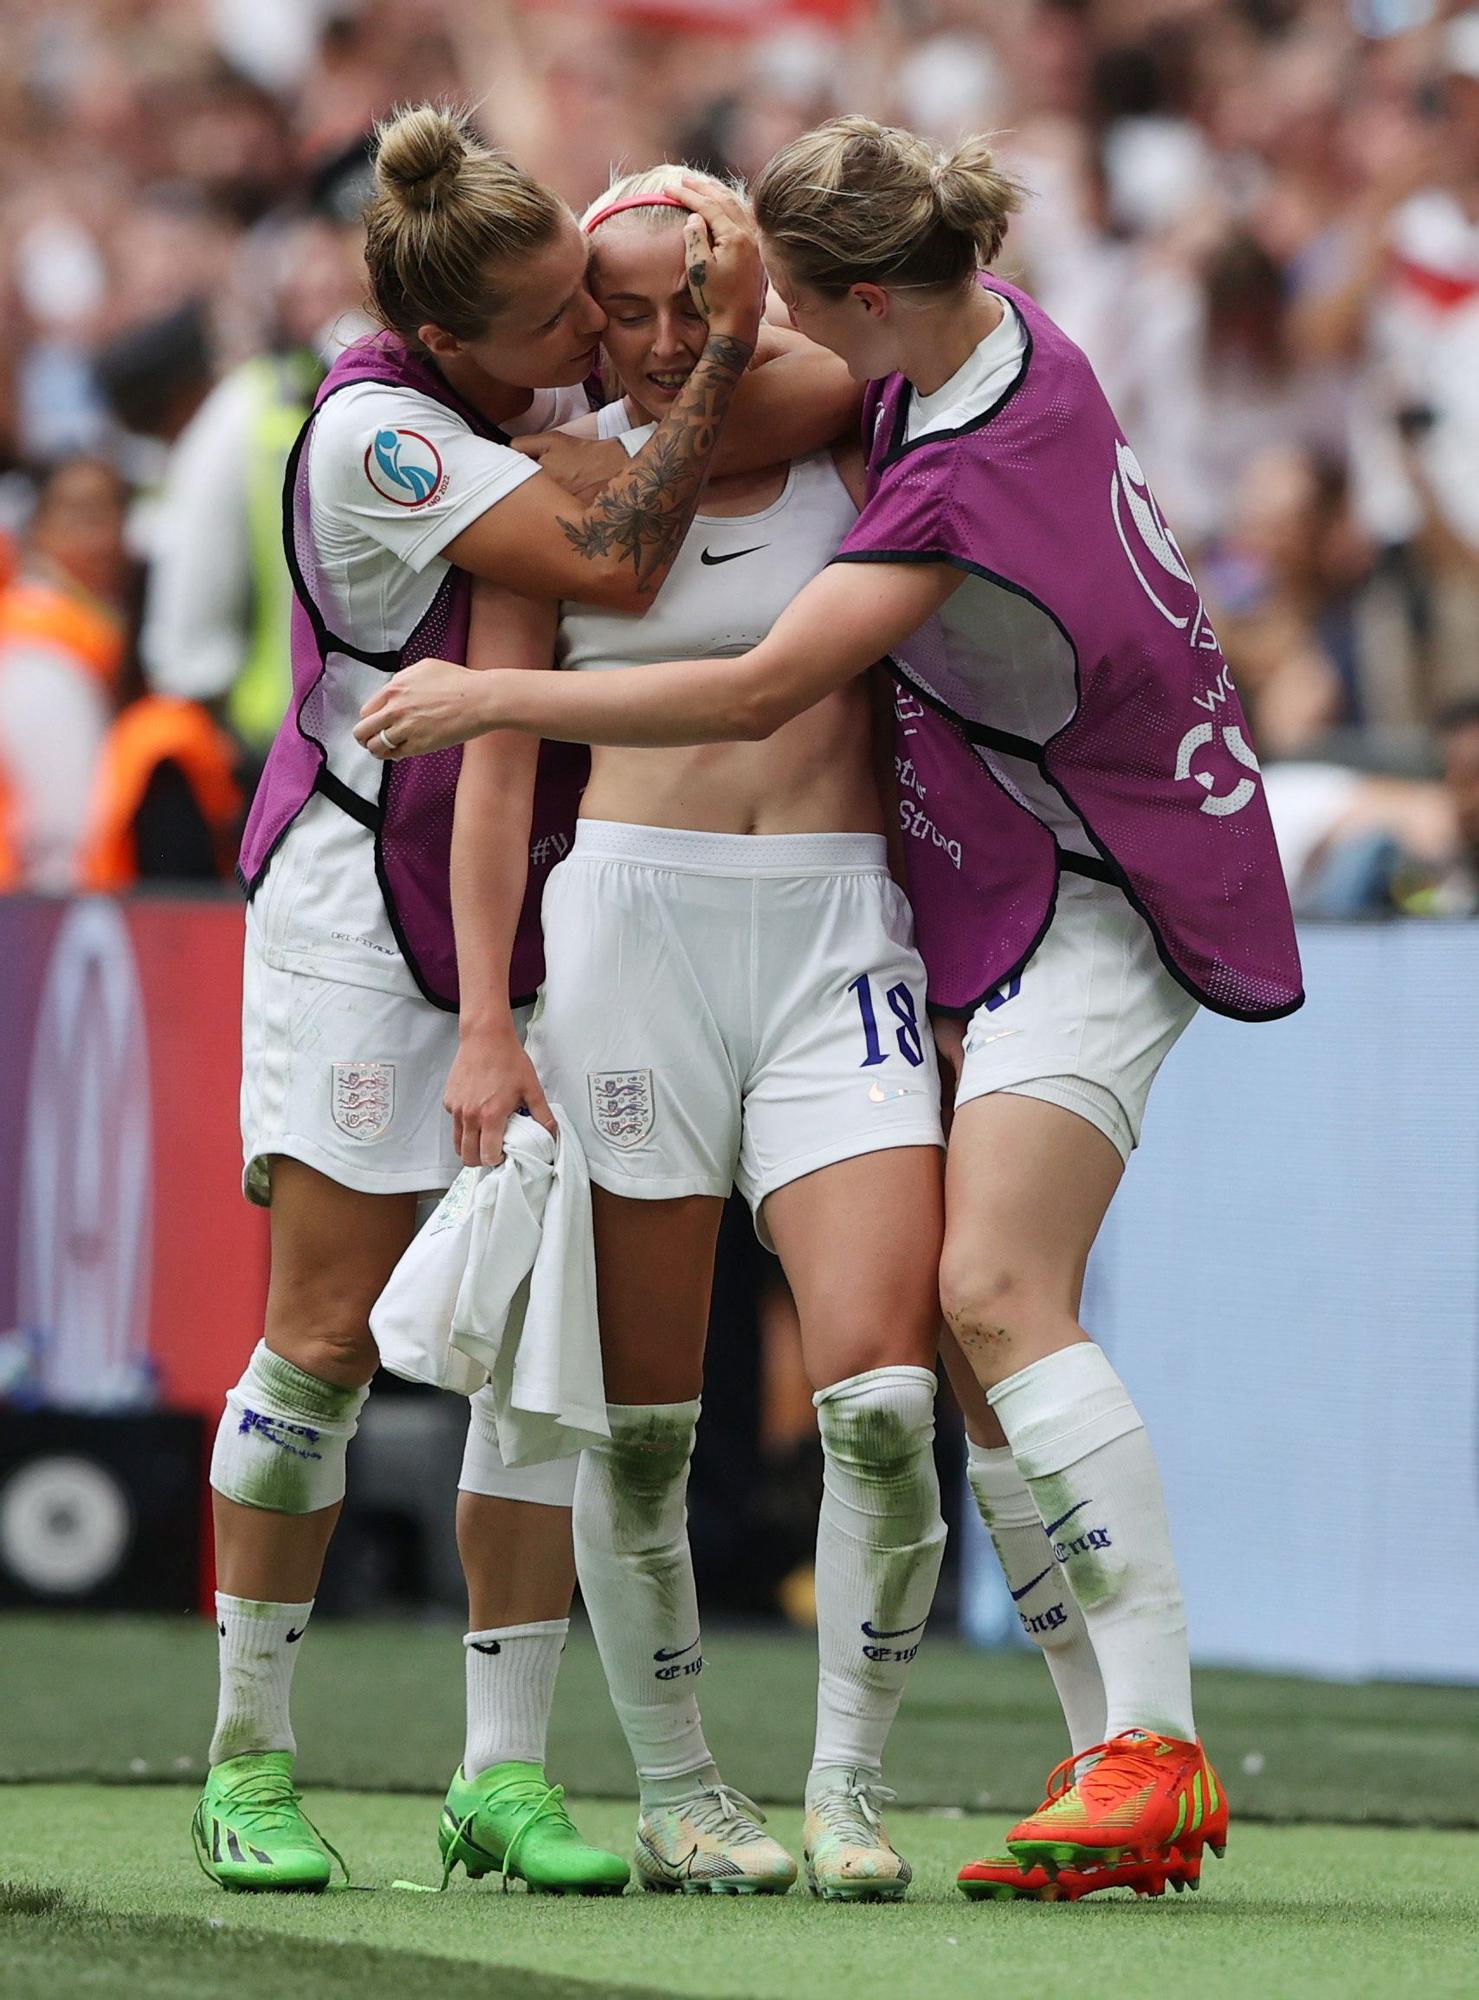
238,331,587,1009
837,278,1303,1022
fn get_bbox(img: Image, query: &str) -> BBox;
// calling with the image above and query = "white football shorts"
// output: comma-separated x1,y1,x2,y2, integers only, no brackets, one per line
951,869,1199,1162
241,891,530,1206
525,820,944,1233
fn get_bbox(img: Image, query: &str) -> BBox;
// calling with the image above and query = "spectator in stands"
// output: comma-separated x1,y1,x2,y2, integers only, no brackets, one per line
3,1,1479,905
0,457,130,891
1205,443,1364,757
1428,699,1479,913
139,212,368,794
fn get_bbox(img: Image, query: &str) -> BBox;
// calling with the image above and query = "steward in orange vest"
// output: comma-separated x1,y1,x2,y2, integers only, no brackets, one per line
78,695,242,890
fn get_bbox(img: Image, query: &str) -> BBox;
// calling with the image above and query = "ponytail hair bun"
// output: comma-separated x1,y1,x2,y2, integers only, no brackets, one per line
930,133,1019,267
373,104,471,215
753,115,1023,296
364,104,566,344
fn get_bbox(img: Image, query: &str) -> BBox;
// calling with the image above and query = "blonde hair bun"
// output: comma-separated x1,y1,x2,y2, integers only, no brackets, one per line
373,105,470,213
753,115,1023,296
931,134,1020,260
363,103,566,344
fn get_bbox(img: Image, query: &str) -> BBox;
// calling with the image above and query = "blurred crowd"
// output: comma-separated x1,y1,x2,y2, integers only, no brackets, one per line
1,0,1477,916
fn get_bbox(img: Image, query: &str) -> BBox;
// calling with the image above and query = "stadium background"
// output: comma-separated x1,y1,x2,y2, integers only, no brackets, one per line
1,2,1476,1996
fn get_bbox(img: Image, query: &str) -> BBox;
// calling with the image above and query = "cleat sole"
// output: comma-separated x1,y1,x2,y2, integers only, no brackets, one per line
805,1860,908,1903
526,1881,627,1897
638,1873,791,1897
219,1878,329,1894
1008,1838,1142,1876
807,1881,908,1902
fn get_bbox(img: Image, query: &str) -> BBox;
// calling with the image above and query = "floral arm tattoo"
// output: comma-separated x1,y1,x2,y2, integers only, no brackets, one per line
556,331,751,592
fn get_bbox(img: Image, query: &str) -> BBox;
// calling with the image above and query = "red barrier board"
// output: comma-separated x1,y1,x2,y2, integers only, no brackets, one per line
0,894,268,1427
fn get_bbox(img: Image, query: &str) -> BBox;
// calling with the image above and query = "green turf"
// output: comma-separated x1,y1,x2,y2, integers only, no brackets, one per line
3,1787,1477,2000
5,1613,1477,1826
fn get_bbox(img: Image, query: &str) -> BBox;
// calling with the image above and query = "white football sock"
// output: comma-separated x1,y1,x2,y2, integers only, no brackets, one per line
966,1440,1106,1756
209,1593,314,1765
989,1342,1195,1743
573,1402,715,1799
811,1366,947,1777
462,1619,567,1775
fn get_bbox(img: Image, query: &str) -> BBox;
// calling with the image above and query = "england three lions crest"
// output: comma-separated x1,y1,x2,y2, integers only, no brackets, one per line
588,1069,654,1150
331,1061,395,1140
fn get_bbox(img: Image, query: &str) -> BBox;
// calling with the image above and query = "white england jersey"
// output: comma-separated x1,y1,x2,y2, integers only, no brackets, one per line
257,381,589,998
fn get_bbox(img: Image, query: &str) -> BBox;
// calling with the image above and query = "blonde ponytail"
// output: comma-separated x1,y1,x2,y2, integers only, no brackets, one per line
929,134,1019,266
364,104,566,343
753,115,1023,296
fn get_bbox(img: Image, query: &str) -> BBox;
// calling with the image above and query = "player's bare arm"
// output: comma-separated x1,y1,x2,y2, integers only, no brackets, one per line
443,191,761,609
511,325,862,499
356,559,959,758
443,582,558,1167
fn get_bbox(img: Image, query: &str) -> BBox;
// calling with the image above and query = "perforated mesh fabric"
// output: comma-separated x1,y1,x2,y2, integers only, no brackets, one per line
238,333,587,1010
843,278,1303,1024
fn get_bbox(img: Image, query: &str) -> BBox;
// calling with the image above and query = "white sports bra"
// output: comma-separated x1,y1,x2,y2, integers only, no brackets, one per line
558,427,858,672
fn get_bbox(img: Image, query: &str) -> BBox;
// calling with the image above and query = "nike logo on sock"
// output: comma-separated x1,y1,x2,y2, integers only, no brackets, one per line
470,1640,502,1655
653,1638,699,1662
699,544,768,566
1009,1566,1055,1602
285,1628,306,1644
860,1617,928,1641
1044,1499,1093,1536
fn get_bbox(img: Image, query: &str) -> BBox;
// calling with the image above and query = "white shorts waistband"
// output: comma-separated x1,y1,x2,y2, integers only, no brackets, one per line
571,819,890,878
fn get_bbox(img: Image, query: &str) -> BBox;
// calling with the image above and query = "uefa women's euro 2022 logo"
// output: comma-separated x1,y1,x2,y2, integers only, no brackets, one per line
363,427,447,508
1110,438,1262,821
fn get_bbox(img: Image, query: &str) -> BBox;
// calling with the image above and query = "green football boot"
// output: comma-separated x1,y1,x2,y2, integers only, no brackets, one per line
191,1751,345,1892
439,1762,629,1895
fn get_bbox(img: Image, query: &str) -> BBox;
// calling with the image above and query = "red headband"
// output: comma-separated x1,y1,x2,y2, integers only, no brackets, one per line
583,192,688,234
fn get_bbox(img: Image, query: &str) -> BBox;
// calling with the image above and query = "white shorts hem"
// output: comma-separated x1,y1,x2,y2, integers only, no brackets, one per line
953,1070,1135,1163
746,1124,945,1215
243,1136,459,1208
585,1165,732,1205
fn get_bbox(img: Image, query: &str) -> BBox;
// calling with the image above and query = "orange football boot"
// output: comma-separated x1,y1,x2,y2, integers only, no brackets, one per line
1005,1730,1228,1880
957,1849,1198,1902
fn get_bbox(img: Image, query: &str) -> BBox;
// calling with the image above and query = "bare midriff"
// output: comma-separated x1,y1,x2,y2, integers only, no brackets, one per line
577,458,883,837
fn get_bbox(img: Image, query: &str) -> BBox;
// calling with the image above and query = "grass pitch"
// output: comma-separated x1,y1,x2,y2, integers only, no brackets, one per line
2,1614,1477,1999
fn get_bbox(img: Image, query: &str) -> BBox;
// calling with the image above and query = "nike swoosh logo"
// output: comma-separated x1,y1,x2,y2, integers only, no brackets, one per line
285,1628,306,1644
1008,1566,1055,1602
1045,1499,1092,1536
699,544,768,565
470,1640,502,1655
860,1617,928,1641
653,1638,700,1663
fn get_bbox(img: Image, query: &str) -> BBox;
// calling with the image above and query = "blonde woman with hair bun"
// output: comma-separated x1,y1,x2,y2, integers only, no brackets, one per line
363,114,1304,1905
200,100,784,1900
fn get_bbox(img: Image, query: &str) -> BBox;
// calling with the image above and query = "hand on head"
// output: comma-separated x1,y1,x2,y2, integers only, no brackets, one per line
674,176,764,347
